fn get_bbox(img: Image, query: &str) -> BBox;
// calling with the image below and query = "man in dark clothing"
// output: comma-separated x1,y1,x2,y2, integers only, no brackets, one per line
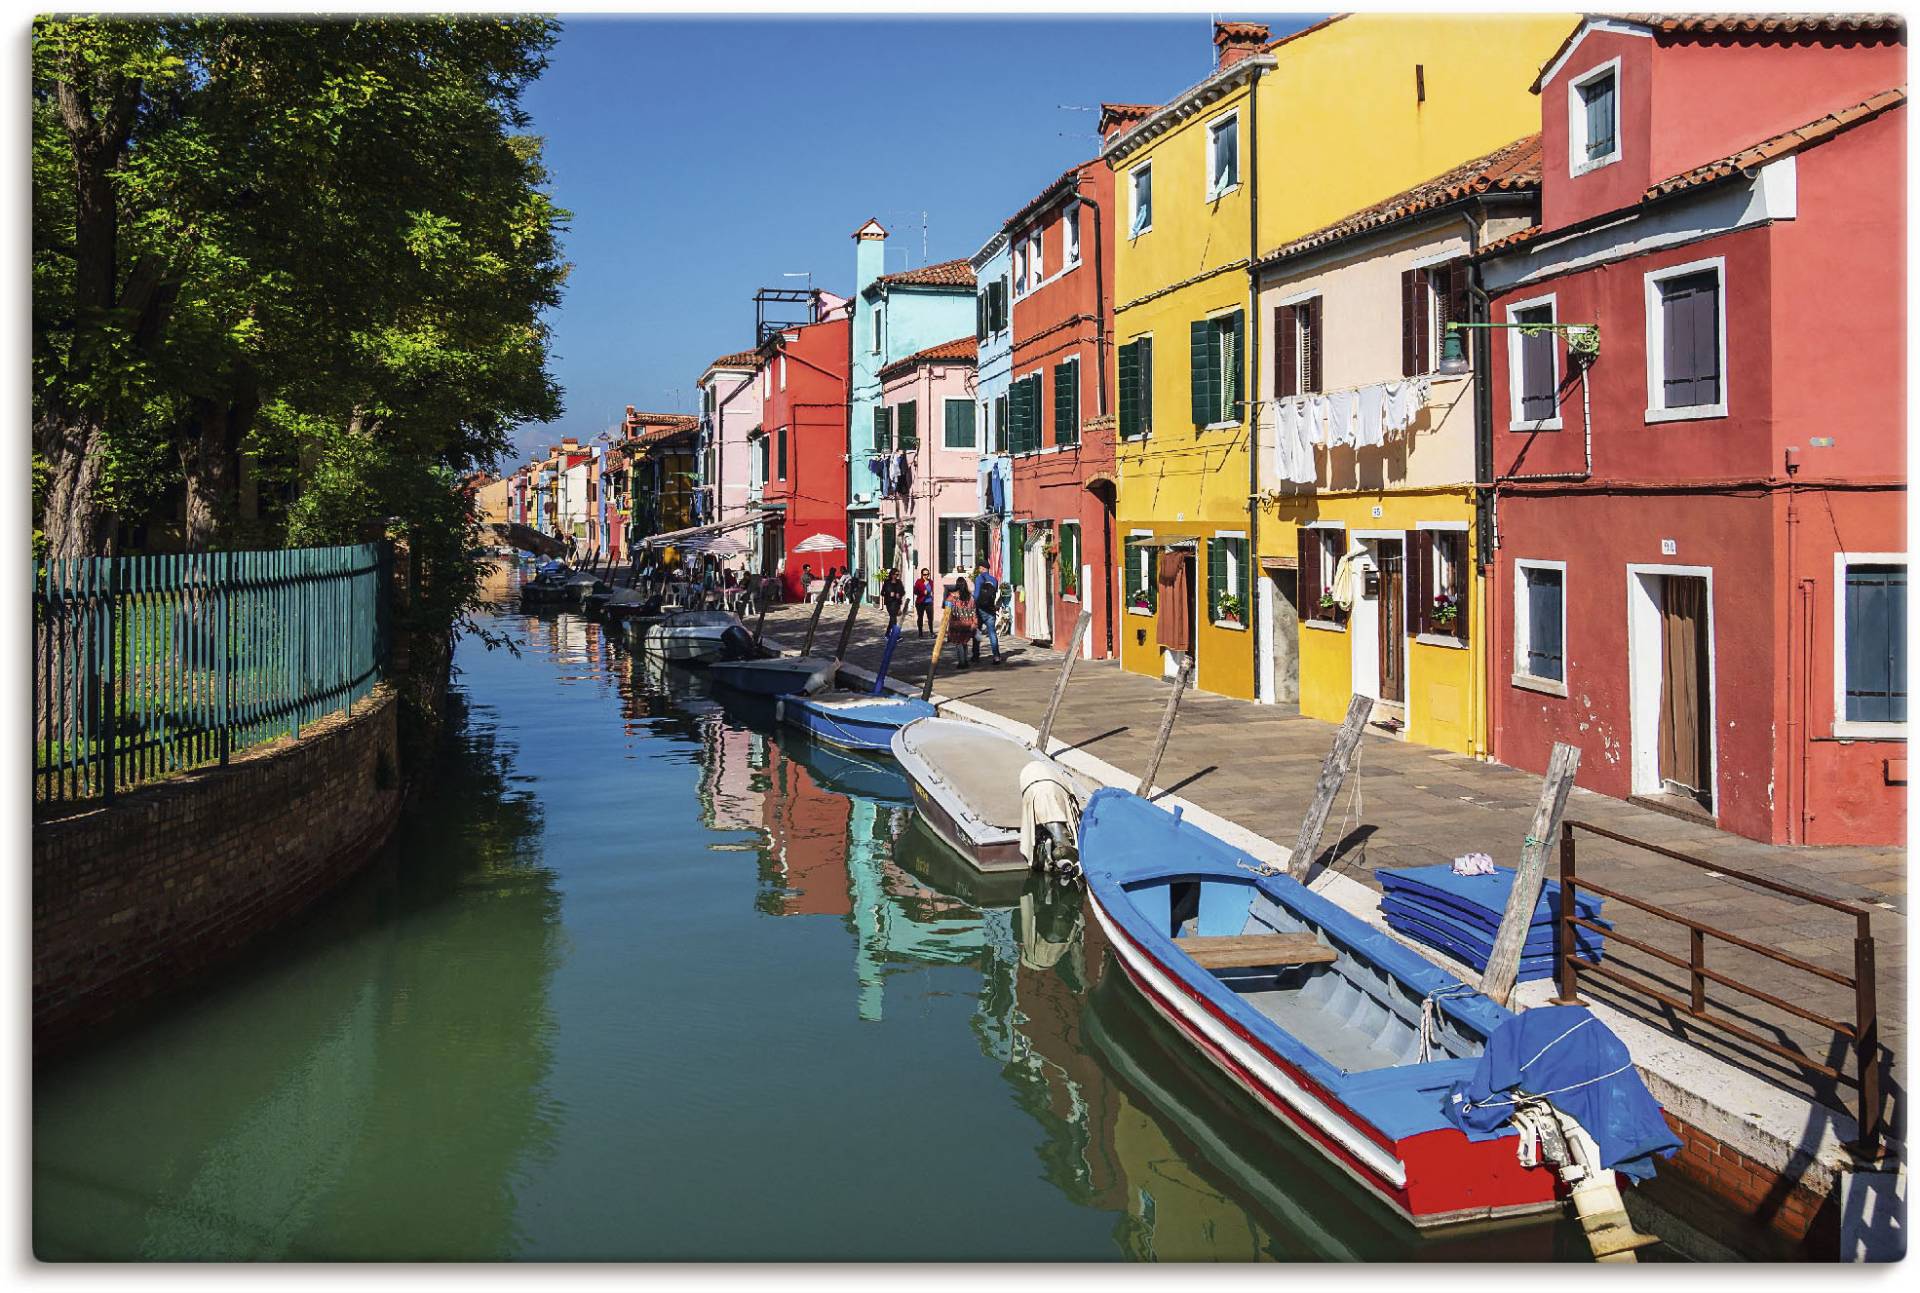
971,561,1002,664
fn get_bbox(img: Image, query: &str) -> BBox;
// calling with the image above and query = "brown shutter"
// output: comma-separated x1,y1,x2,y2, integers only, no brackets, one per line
1447,263,1471,336
1275,305,1297,399
1306,298,1324,395
1452,533,1471,645
1299,526,1320,622
1406,530,1428,637
1401,269,1419,377
1413,273,1430,374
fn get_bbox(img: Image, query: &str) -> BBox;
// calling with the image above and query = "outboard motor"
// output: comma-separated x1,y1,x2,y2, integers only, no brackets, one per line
718,624,773,661
1019,760,1082,880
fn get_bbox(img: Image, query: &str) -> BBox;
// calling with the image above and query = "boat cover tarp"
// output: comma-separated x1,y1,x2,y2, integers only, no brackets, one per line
1378,864,1604,928
1378,899,1598,981
1444,1006,1680,1182
1378,863,1609,981
785,695,936,750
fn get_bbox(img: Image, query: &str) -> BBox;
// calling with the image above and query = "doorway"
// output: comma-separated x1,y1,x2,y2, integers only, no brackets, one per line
1260,564,1300,704
1156,546,1197,678
1376,539,1405,705
1025,528,1053,643
1628,567,1716,813
1349,536,1406,729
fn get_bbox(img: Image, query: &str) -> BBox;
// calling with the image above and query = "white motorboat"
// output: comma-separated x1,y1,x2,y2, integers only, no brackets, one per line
889,716,1088,872
639,609,743,666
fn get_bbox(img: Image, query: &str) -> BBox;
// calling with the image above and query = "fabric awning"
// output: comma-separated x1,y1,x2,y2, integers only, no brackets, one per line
637,514,761,549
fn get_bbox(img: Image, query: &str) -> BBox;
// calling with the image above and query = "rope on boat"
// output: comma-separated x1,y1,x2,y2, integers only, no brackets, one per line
1415,984,1480,1063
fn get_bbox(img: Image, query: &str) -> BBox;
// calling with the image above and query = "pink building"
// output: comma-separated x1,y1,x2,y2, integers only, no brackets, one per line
698,350,762,552
874,337,983,585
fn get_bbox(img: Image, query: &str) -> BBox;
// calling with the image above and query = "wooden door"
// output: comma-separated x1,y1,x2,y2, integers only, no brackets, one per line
1377,541,1404,703
1658,575,1712,804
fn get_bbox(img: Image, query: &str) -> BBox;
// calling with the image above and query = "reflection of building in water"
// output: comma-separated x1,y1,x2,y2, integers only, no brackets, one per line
1108,1099,1270,1262
700,725,768,837
477,555,515,607
755,741,852,918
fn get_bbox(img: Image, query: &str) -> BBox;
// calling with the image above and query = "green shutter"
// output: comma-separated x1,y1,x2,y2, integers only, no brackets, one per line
1018,376,1039,453
1117,342,1139,439
1054,361,1079,447
1139,338,1154,437
1221,310,1244,423
1009,521,1026,585
938,521,952,573
994,393,1008,455
873,406,891,452
897,400,917,450
944,398,975,448
1190,319,1215,425
1207,538,1225,621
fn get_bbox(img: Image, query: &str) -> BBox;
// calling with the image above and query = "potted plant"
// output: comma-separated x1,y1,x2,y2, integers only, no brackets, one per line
1431,591,1459,630
1216,592,1244,625
1130,585,1154,613
1060,569,1079,598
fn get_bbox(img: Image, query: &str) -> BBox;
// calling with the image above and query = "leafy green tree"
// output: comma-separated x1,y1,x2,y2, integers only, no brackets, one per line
32,15,567,596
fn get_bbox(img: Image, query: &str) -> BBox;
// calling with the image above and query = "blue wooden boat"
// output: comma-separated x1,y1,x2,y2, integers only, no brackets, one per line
1078,786,1564,1231
775,728,915,807
775,692,935,754
706,655,835,697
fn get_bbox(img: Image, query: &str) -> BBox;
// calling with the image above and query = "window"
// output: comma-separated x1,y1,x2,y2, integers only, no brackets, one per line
1274,297,1321,399
1063,201,1081,267
1506,296,1561,431
1514,561,1567,690
777,426,788,480
871,306,882,353
895,399,917,450
993,392,1009,455
1125,534,1157,614
1298,526,1346,625
1569,61,1621,174
1013,239,1029,295
1208,534,1249,627
779,356,788,391
1838,558,1907,732
943,397,976,449
1645,259,1726,421
1189,310,1244,426
991,277,1008,332
1053,358,1080,447
1058,522,1081,599
1130,163,1153,237
1118,336,1154,440
1009,373,1044,454
872,405,891,453
1409,527,1469,642
1028,231,1044,288
938,517,977,575
977,288,990,341
1206,112,1240,198
1403,263,1470,376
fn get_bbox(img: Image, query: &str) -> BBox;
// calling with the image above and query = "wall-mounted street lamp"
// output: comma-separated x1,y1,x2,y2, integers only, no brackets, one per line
1438,320,1601,375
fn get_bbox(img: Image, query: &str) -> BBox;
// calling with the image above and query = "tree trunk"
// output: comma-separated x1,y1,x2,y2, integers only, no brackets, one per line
36,411,115,558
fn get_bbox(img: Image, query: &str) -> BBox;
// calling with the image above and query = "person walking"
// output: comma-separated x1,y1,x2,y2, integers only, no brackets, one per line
943,577,977,671
881,568,906,628
971,561,1003,665
913,567,935,636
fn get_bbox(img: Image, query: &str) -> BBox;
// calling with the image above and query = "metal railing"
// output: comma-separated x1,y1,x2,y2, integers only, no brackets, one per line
34,544,390,806
1554,820,1884,1156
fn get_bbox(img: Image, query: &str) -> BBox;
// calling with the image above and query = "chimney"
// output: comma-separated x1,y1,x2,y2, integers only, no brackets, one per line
1098,103,1155,142
852,218,888,293
1214,21,1270,68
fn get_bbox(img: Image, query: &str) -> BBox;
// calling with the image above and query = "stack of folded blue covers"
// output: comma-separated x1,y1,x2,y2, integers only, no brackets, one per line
1376,863,1609,982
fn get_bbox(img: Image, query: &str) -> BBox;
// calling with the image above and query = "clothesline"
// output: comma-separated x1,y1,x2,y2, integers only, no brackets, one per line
1265,375,1434,486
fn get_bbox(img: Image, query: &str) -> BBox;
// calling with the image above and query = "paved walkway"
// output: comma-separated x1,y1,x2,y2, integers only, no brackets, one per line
762,602,1906,1143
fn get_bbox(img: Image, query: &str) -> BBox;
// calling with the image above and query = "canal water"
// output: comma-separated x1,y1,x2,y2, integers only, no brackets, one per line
35,576,1606,1261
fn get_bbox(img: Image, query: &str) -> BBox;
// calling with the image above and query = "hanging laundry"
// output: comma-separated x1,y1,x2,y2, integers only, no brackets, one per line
1326,390,1359,448
893,451,909,498
896,457,913,500
1304,394,1330,446
1291,403,1319,486
1356,383,1388,448
1330,552,1364,611
1385,376,1429,437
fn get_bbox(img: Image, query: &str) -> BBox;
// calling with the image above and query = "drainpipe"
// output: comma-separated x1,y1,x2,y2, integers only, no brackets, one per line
1462,204,1493,759
1073,183,1110,417
1245,64,1264,702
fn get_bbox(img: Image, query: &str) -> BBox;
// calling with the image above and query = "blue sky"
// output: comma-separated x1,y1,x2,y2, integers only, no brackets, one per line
510,13,1321,461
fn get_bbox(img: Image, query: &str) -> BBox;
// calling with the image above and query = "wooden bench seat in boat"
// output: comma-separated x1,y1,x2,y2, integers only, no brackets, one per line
1174,933,1338,970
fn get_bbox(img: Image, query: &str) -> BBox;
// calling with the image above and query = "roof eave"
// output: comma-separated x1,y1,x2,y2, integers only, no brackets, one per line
1101,53,1275,165
1255,187,1539,274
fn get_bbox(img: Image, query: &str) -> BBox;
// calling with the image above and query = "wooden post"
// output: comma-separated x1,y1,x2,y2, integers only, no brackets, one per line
799,575,832,657
1033,609,1093,752
751,576,772,644
831,578,865,668
921,608,952,703
1136,651,1193,797
1286,694,1373,877
1481,741,1582,1006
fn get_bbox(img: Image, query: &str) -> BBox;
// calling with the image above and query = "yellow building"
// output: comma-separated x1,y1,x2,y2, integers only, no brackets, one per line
1102,14,1574,703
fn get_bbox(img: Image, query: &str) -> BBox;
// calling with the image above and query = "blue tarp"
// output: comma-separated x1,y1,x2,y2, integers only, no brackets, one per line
1378,863,1609,982
1378,863,1604,929
1444,1006,1681,1182
1379,899,1600,982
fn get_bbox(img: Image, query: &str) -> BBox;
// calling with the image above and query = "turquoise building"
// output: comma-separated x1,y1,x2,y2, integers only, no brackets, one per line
969,230,1014,581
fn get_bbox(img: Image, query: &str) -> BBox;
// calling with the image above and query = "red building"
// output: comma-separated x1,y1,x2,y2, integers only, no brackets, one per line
751,307,851,602
1006,159,1120,658
1481,15,1905,844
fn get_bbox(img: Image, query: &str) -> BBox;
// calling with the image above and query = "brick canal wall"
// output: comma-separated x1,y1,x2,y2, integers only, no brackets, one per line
33,683,405,1057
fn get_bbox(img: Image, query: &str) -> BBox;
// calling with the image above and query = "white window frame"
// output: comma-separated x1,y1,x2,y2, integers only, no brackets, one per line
1512,558,1569,696
1833,552,1909,739
941,395,977,451
1058,520,1082,602
1205,108,1241,201
778,355,788,391
1644,255,1730,424
1203,305,1244,431
939,514,977,576
1568,58,1623,177
1063,200,1082,268
1415,520,1471,649
1028,230,1044,290
1211,529,1247,630
1129,161,1153,239
1013,238,1029,296
1505,292,1563,432
871,306,882,354
1127,528,1155,616
1303,521,1347,632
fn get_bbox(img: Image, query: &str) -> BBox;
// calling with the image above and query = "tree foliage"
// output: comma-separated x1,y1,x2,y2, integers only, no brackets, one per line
32,15,568,640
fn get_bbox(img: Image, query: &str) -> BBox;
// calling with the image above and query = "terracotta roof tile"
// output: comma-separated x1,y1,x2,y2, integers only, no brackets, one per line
1482,87,1906,257
1257,135,1542,267
1532,13,1902,92
1004,160,1101,235
1098,102,1157,136
880,335,977,379
704,350,759,373
1265,13,1347,51
1215,20,1271,46
872,258,976,289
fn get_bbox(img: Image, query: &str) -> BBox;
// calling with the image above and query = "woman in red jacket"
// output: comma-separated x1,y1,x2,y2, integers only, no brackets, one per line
912,568,935,636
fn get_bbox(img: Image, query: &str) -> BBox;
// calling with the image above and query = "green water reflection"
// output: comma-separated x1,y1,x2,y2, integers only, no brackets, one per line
35,580,1594,1261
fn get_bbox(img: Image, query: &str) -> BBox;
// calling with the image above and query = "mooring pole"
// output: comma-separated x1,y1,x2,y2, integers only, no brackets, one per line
799,575,832,657
751,576,772,644
921,608,952,703
1286,693,1372,877
1033,609,1093,753
1135,651,1193,798
1480,741,1582,1006
870,625,903,694
830,578,865,673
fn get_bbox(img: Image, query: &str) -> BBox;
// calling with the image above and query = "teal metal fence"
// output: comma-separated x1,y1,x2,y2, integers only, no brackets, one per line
34,543,390,805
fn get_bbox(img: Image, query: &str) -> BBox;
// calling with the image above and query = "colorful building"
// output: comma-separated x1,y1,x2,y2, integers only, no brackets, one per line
1252,138,1543,754
1103,15,1575,701
876,336,983,584
1481,15,1907,844
624,410,702,542
750,300,852,601
697,350,763,551
1005,158,1120,658
970,229,1015,588
847,221,976,586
